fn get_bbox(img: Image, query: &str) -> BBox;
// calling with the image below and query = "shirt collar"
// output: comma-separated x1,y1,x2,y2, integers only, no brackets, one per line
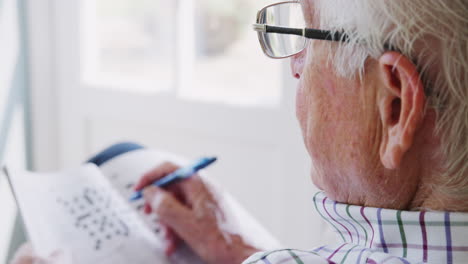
313,192,468,263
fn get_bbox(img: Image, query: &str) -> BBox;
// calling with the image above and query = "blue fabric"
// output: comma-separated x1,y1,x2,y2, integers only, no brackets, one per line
86,142,144,166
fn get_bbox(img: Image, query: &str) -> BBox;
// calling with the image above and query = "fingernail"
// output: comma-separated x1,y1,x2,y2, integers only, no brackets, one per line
144,204,151,214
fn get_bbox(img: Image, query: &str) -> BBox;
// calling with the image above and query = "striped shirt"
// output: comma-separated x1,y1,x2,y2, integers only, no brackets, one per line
242,192,468,264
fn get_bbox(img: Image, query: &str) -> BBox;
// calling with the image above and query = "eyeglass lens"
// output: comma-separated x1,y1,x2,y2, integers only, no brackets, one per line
257,2,307,58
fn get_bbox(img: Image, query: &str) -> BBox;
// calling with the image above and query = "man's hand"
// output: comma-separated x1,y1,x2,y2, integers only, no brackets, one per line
10,243,71,264
134,162,259,264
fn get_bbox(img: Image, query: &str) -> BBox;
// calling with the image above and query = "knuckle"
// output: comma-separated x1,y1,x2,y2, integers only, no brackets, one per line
152,192,170,211
159,195,175,209
155,195,181,218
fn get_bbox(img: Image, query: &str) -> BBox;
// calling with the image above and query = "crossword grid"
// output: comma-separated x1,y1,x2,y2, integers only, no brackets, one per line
57,187,131,251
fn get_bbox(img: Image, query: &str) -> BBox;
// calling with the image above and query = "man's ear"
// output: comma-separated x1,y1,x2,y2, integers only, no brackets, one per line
378,51,426,169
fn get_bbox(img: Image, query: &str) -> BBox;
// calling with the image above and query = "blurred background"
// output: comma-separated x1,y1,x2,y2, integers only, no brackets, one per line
0,0,335,262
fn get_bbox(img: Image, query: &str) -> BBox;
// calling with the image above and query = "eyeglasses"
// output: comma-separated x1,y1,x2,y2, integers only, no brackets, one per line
253,1,348,59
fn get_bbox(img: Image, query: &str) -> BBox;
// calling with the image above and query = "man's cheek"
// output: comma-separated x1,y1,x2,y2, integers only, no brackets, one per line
295,82,306,125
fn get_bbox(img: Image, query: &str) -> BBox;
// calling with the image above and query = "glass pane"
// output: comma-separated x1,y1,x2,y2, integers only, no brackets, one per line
177,0,283,106
80,0,176,93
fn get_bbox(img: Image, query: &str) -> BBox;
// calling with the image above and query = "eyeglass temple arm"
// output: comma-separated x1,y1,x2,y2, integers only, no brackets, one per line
253,24,347,42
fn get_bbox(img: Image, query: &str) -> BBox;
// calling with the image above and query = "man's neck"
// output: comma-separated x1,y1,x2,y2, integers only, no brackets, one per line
411,186,468,212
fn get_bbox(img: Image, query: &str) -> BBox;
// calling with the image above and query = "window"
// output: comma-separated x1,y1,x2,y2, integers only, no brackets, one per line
0,0,28,261
80,0,282,106
25,0,331,250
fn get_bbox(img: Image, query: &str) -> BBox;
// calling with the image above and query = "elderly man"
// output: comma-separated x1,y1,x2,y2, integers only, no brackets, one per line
134,0,468,263
10,0,468,263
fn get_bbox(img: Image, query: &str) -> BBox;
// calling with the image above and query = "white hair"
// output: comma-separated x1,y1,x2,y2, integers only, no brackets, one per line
314,0,468,197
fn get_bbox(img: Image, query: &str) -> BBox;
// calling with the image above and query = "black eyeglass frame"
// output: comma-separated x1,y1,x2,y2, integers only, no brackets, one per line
253,1,349,59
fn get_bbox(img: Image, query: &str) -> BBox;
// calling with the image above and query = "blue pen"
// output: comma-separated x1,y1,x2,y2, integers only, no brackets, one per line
129,157,217,201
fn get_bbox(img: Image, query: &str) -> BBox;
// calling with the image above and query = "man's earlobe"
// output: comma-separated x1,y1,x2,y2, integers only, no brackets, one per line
378,52,426,169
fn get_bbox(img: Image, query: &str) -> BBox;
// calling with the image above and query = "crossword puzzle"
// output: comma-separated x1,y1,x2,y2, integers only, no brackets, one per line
56,187,131,251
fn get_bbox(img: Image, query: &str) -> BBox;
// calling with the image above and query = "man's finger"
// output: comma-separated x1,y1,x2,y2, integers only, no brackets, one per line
134,162,180,190
143,186,191,220
143,186,201,244
176,175,212,204
162,225,180,256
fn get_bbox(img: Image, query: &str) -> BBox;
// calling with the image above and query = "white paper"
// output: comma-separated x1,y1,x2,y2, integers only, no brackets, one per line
6,164,167,264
